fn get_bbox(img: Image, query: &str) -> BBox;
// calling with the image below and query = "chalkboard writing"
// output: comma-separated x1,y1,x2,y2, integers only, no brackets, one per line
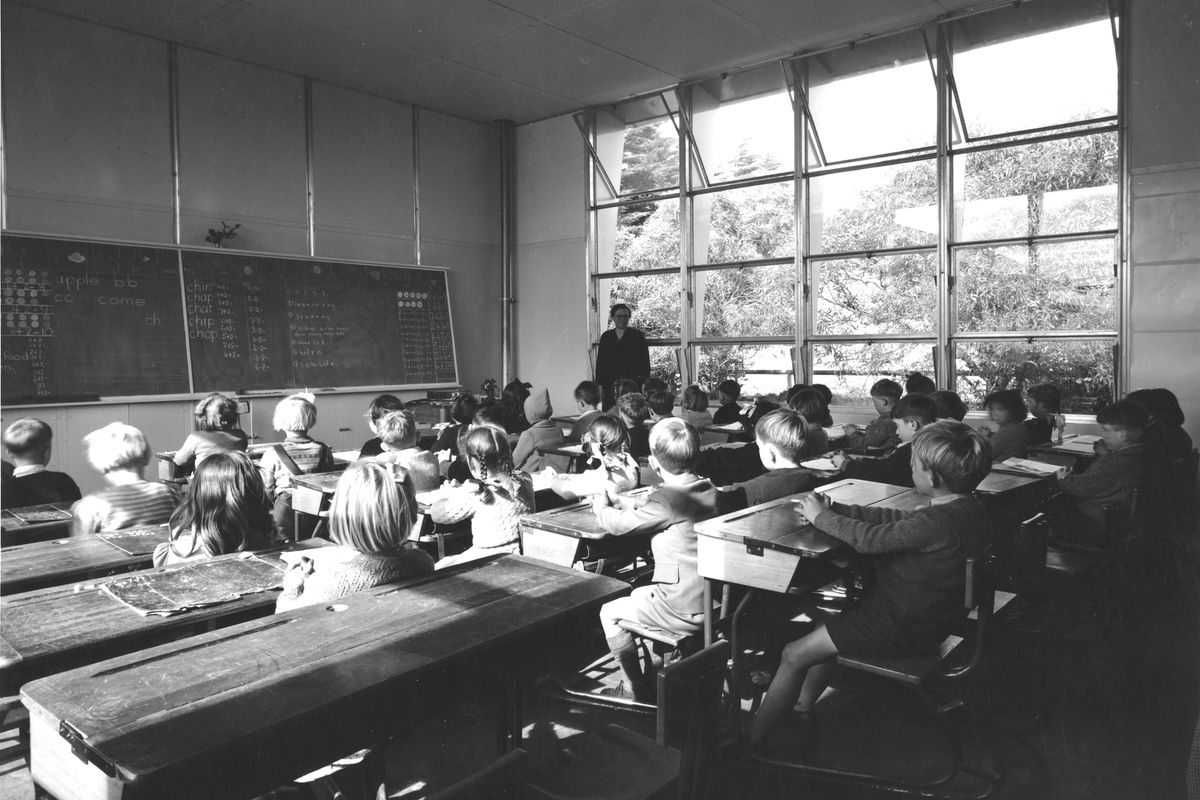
0,236,190,403
183,251,457,392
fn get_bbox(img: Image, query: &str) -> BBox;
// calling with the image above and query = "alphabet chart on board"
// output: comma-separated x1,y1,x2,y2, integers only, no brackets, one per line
0,236,190,402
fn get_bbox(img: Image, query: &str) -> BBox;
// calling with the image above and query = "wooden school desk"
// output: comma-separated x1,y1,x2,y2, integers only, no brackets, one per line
518,486,655,568
694,478,912,643
21,555,627,800
0,503,74,547
0,541,326,695
1,524,170,596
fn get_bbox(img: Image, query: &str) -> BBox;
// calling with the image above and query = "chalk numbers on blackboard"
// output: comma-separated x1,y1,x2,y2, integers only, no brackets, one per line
2,268,53,396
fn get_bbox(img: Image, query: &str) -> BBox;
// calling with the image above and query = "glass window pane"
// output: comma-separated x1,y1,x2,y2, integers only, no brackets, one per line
693,181,794,265
597,273,681,338
593,95,680,200
691,65,793,182
806,31,936,163
696,344,794,400
955,339,1114,413
812,342,935,405
955,133,1117,241
809,160,937,255
951,9,1116,139
695,264,796,338
813,253,936,336
956,239,1115,333
599,201,680,272
649,346,681,389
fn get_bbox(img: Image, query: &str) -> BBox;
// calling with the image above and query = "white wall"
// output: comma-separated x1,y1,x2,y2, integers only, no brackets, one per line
1,6,502,493
1127,0,1200,449
513,115,587,416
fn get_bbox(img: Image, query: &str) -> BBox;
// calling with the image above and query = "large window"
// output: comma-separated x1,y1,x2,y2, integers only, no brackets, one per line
584,0,1119,413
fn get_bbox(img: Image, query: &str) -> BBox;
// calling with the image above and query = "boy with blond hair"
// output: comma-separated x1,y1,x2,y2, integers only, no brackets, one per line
72,422,179,535
592,418,718,702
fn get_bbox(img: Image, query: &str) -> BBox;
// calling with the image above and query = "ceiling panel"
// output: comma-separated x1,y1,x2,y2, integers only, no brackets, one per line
10,0,1001,124
713,0,976,51
180,3,436,86
394,61,577,122
552,0,791,78
485,0,605,22
455,24,678,104
257,0,532,58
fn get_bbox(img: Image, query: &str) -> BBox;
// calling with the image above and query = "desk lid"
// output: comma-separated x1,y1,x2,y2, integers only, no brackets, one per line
814,479,911,506
695,499,843,556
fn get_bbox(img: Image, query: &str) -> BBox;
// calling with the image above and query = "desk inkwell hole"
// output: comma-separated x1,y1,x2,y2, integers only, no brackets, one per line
326,604,349,612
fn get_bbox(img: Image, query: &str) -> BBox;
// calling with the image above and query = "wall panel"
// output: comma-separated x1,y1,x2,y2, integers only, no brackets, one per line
311,83,416,263
1,5,173,242
177,49,308,254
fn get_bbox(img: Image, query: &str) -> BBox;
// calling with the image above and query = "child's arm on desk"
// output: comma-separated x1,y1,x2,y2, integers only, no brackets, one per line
800,494,934,554
429,481,481,524
591,488,661,536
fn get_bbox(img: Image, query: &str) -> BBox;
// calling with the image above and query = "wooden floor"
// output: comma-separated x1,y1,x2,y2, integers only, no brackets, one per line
3,543,1198,800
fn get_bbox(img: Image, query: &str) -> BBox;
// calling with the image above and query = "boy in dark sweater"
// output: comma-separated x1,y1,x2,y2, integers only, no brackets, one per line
1024,383,1065,445
1057,400,1151,534
831,394,937,488
723,409,814,509
2,418,82,509
594,418,718,702
844,378,902,450
747,420,991,749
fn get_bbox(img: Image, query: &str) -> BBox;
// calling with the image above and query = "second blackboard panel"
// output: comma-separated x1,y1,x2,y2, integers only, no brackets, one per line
182,251,458,393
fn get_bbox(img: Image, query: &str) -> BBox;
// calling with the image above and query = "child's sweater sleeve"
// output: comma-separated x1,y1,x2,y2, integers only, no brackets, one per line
814,504,940,554
511,431,536,471
70,495,102,536
594,493,669,537
430,485,477,525
258,449,279,497
173,434,198,466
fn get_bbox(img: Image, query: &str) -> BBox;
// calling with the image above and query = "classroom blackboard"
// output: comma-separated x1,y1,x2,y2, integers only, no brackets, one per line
183,251,457,392
0,236,191,403
0,234,459,404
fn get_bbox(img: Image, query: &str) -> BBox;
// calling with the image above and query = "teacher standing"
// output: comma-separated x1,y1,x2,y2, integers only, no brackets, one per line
595,303,651,410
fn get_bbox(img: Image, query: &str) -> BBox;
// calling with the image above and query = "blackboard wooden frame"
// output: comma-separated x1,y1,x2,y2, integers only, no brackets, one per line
1,232,460,408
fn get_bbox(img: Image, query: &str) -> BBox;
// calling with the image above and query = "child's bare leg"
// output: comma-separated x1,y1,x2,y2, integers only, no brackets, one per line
797,660,835,712
747,625,838,747
599,597,648,699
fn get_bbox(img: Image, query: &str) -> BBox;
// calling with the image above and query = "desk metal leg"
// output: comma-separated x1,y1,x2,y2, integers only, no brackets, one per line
704,580,714,646
496,672,522,754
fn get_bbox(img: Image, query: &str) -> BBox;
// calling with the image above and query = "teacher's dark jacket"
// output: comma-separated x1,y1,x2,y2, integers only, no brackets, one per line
596,326,651,404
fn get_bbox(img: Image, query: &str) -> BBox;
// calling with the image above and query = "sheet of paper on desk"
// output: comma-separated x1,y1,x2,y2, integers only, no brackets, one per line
801,457,839,471
97,524,171,556
823,425,846,438
1001,458,1067,478
11,505,72,523
332,449,359,463
101,556,284,616
712,422,744,432
1056,440,1099,454
1070,434,1101,444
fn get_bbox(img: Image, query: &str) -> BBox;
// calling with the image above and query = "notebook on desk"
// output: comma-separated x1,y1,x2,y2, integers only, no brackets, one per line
101,555,284,616
10,505,73,524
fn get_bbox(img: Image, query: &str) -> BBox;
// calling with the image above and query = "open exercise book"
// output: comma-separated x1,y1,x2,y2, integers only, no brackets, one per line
102,555,284,616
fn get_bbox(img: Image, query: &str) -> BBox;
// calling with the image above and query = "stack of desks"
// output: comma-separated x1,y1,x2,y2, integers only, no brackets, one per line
19,555,626,800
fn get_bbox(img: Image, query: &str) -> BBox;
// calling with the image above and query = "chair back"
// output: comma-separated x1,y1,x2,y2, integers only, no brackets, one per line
656,639,730,800
941,554,996,680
